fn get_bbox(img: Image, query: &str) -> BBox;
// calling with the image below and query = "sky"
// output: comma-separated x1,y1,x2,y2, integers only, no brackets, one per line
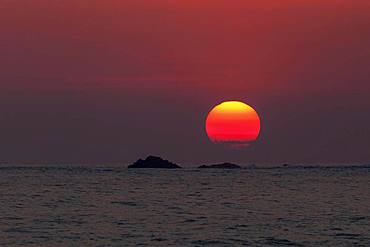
1,0,370,165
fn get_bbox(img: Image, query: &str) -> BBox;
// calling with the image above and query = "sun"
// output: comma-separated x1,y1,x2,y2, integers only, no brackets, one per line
205,101,261,146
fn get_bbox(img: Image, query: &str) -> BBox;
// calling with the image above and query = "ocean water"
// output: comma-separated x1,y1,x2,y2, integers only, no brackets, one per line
0,166,369,246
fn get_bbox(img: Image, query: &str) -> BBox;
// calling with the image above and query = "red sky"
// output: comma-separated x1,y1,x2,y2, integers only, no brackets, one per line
1,1,370,165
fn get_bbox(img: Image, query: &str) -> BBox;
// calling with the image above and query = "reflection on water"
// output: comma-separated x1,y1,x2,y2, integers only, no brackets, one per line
0,167,369,246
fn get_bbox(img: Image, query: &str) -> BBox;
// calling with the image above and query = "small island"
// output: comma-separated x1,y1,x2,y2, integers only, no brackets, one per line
198,162,241,169
128,156,181,169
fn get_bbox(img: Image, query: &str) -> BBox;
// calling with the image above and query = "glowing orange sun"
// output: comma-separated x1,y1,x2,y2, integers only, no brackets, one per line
205,101,261,146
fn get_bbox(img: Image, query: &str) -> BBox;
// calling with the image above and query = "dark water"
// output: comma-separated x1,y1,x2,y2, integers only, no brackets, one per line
0,166,369,246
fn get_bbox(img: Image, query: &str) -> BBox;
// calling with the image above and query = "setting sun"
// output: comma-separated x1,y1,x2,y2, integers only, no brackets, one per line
205,101,261,145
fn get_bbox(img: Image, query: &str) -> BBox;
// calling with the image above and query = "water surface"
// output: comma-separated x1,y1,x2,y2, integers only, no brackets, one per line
0,167,369,246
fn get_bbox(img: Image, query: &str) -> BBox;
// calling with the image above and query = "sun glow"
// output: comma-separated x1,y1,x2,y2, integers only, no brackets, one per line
205,101,261,146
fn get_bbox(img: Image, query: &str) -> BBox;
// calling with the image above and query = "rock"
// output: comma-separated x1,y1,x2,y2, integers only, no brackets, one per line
198,162,241,169
128,156,181,169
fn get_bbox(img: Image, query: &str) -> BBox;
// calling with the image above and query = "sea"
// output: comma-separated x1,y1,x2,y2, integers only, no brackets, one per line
0,166,369,246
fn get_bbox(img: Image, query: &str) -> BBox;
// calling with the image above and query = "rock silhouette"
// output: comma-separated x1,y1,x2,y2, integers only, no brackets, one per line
128,156,181,169
198,162,241,169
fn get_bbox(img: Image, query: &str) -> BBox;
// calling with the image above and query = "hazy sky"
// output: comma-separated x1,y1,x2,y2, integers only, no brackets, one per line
1,0,370,165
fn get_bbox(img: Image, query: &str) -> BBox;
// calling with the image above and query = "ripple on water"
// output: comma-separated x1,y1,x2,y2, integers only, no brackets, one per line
0,167,369,246
111,201,138,206
259,237,304,246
